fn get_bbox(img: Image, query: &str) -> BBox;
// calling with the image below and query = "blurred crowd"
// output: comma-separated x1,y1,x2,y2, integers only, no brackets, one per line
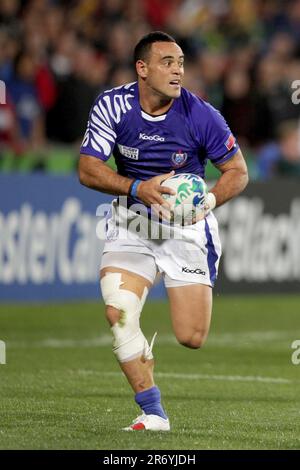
1,0,300,178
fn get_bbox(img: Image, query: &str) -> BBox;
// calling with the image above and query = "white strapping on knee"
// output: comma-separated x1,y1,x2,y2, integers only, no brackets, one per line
100,272,153,362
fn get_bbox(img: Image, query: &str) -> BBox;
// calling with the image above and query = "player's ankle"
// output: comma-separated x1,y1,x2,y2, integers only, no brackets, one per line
135,385,168,420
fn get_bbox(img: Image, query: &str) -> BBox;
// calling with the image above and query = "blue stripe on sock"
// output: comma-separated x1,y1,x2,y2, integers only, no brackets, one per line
135,386,167,420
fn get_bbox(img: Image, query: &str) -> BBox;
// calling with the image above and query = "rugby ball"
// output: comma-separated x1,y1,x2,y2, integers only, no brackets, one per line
161,173,208,225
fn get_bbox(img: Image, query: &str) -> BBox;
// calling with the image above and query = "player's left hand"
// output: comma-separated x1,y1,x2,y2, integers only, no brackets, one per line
190,192,216,224
203,192,216,216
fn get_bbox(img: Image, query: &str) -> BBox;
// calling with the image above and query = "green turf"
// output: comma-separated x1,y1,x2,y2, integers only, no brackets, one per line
0,296,300,449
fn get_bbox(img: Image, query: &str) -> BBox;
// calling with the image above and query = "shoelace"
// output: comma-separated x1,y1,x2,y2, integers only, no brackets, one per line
149,331,157,353
130,333,159,427
144,331,158,359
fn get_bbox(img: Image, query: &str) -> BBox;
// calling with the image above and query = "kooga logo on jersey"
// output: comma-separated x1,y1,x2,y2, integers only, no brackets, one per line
139,133,165,142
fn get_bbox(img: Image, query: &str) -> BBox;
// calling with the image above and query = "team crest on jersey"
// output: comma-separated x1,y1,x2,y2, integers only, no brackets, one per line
118,144,139,160
171,150,188,167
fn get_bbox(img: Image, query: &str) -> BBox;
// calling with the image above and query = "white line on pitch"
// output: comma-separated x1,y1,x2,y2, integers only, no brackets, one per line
76,370,292,384
7,330,297,349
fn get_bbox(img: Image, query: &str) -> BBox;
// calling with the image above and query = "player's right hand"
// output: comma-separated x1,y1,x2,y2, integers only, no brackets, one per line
136,171,176,221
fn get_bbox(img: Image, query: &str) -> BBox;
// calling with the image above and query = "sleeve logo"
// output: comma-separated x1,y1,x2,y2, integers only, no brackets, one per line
225,134,236,151
118,144,139,160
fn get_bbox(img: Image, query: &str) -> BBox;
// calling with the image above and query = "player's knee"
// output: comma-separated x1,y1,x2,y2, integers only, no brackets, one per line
100,272,152,362
105,305,121,326
177,329,208,349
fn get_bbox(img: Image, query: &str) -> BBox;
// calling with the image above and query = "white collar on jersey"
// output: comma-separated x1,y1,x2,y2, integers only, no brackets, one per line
141,110,167,121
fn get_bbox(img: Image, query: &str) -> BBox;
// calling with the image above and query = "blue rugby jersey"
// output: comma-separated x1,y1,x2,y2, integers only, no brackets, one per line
80,81,239,204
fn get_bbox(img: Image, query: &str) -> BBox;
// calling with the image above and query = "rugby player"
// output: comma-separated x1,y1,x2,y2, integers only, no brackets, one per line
78,32,248,431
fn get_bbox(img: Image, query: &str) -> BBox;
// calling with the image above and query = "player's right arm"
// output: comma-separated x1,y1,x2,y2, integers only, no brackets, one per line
78,154,174,206
79,92,174,212
78,154,175,214
78,154,132,195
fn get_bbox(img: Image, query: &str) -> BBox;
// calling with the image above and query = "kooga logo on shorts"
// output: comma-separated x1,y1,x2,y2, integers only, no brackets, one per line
182,267,206,275
139,133,165,142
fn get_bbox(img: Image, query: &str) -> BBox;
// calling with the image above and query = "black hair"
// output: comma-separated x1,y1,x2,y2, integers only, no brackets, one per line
134,31,176,64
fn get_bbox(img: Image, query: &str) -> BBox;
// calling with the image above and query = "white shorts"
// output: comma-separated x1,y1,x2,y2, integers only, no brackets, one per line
101,200,222,288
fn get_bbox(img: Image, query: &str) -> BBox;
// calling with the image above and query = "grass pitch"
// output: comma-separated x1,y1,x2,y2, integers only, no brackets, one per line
0,295,300,449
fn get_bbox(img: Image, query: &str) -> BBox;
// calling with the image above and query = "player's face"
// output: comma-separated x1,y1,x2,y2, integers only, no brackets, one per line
139,42,184,99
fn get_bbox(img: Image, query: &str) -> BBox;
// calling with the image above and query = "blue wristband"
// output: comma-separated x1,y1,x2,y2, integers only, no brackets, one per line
130,179,141,198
